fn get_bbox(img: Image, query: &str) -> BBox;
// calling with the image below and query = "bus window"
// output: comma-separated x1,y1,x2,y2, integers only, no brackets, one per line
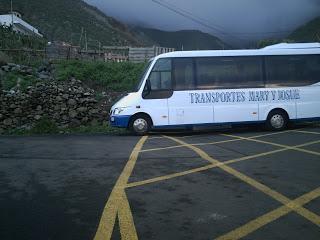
148,58,172,90
195,57,263,89
265,55,320,87
173,58,195,90
133,60,153,92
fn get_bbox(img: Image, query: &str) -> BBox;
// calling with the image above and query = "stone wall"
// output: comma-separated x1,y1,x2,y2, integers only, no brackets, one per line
0,79,114,133
0,63,122,133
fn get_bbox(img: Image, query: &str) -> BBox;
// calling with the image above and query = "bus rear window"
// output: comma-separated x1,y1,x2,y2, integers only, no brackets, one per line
265,55,320,87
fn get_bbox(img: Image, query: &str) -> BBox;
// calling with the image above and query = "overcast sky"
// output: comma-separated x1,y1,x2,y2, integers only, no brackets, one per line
85,0,320,46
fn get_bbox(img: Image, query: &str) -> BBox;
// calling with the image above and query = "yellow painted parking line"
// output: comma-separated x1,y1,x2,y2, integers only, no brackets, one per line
141,131,290,153
130,138,320,188
176,135,204,138
127,164,216,188
292,129,320,135
118,191,139,240
215,187,320,240
140,143,191,153
93,136,148,240
140,139,241,153
147,136,165,140
128,148,287,188
222,134,320,157
165,136,320,229
176,130,290,139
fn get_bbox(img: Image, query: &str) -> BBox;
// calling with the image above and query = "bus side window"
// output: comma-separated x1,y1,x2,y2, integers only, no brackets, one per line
265,54,320,87
148,59,172,91
195,57,263,89
173,58,195,90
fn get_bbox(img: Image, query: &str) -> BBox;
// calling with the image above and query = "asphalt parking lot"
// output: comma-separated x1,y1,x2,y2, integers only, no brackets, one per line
1,124,320,240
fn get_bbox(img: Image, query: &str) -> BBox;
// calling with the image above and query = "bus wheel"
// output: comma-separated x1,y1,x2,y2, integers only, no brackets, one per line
266,110,288,131
129,115,151,135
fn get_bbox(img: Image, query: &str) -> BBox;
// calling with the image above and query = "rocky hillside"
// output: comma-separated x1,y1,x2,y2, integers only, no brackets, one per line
135,27,229,50
0,0,144,47
289,16,320,42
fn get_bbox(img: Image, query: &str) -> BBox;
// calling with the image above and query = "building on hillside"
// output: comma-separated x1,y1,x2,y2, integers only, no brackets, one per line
129,46,175,63
0,12,43,37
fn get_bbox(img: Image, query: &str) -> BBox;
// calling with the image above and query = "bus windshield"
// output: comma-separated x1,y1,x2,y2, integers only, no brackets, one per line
132,60,153,92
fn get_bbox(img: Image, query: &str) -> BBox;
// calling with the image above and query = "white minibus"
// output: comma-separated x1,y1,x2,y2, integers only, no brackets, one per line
110,43,320,135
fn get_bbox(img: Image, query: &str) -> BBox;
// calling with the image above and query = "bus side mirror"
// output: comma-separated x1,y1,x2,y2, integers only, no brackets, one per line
142,80,151,98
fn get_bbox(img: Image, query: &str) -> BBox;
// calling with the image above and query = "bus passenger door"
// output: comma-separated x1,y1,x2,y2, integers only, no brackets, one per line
140,58,172,127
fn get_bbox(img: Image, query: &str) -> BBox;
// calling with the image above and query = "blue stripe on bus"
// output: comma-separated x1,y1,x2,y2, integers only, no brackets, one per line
153,117,320,129
109,116,320,129
153,120,265,129
291,117,320,122
110,115,131,128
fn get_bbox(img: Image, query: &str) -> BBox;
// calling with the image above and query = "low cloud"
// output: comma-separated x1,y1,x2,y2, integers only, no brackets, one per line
85,0,320,46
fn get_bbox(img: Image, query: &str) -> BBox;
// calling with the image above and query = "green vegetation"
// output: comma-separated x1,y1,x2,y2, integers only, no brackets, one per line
1,71,39,91
0,26,46,49
54,60,147,91
0,50,11,65
1,59,147,93
289,17,320,42
67,123,128,135
0,26,46,66
136,28,229,50
0,0,143,47
30,117,59,134
3,120,127,136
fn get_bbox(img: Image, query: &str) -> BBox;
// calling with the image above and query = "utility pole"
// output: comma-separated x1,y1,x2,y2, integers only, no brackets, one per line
84,30,88,51
79,27,83,50
10,0,14,32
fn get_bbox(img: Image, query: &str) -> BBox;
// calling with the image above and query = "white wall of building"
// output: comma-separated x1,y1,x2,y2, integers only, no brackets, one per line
0,14,43,37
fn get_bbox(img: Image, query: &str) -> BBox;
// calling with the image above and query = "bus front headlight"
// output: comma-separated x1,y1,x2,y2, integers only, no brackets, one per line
113,107,126,115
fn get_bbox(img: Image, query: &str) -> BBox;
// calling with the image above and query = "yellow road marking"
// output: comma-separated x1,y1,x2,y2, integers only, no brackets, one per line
215,187,320,240
118,191,139,240
223,134,320,157
127,164,216,188
140,143,192,153
141,131,290,153
129,139,320,188
93,136,148,240
164,136,320,228
292,129,320,135
127,148,287,188
147,136,165,140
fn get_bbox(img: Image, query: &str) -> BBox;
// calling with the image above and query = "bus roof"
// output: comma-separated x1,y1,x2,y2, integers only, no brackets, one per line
156,42,320,59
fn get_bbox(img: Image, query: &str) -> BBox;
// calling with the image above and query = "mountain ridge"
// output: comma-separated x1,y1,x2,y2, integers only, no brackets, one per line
0,0,230,50
135,27,229,50
288,16,320,42
0,0,144,47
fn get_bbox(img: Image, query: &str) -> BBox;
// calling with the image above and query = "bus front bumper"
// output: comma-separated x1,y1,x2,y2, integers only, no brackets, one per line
109,115,131,128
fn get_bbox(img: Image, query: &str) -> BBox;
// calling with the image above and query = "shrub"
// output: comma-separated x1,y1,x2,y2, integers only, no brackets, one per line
0,51,11,66
2,72,39,91
31,117,59,134
54,60,147,91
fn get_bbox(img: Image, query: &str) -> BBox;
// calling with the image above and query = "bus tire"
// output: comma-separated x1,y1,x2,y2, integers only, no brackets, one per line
266,110,288,131
129,114,152,135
